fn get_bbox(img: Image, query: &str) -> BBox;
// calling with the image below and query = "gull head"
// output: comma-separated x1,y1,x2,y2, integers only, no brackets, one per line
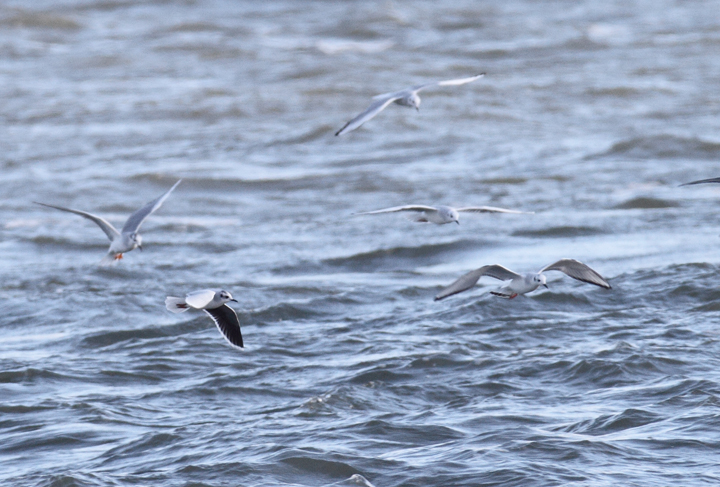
409,93,421,111
397,92,421,111
440,207,460,225
534,274,548,288
131,233,143,251
218,290,238,303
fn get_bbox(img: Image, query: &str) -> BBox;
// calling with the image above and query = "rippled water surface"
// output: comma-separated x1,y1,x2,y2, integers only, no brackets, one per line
3,0,720,485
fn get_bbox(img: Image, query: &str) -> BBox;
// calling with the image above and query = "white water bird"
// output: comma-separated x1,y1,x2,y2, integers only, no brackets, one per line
680,177,720,186
355,204,532,225
435,259,611,301
165,289,243,349
335,74,485,136
35,180,181,265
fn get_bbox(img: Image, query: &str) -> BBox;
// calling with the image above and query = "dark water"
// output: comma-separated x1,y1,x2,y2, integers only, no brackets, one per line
2,0,720,485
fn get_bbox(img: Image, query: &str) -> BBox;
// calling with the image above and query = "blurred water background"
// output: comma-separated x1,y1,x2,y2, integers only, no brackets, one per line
2,0,720,485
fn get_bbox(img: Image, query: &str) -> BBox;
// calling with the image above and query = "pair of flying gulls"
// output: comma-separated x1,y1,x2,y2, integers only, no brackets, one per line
158,260,599,349
433,176,720,300
165,261,613,349
34,181,244,349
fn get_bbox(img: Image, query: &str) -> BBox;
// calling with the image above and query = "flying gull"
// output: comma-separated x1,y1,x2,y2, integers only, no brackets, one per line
435,259,611,301
335,74,485,136
35,180,181,265
355,204,532,225
165,289,243,349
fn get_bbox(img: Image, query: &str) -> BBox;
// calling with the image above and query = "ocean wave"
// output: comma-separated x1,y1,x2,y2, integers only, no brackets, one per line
559,408,662,436
0,367,74,384
322,240,481,272
613,197,679,210
0,9,82,30
279,456,360,480
512,226,605,238
79,322,193,350
592,135,720,160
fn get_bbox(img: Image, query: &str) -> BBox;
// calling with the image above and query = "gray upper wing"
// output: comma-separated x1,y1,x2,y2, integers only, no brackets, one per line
121,180,181,235
412,73,485,93
371,88,409,100
540,259,611,289
185,289,217,309
34,202,120,241
335,96,401,136
481,264,523,281
355,205,438,215
456,206,533,214
434,264,520,301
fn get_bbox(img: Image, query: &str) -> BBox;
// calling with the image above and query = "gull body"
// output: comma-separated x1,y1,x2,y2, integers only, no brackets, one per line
35,180,181,265
165,289,243,349
355,204,531,225
335,74,485,136
435,259,611,301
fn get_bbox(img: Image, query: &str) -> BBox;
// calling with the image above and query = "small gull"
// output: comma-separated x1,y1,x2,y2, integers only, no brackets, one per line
335,74,485,136
680,177,720,186
165,289,243,349
35,180,181,265
435,259,611,301
355,204,532,225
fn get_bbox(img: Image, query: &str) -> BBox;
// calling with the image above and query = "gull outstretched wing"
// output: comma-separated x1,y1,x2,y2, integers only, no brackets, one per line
680,177,720,186
335,95,402,136
412,73,485,93
540,259,611,289
355,205,438,215
435,264,521,301
204,305,244,349
456,206,532,214
121,180,181,234
34,202,120,241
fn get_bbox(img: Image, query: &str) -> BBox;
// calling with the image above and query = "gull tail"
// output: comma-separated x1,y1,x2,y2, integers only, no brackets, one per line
165,296,190,313
99,253,118,266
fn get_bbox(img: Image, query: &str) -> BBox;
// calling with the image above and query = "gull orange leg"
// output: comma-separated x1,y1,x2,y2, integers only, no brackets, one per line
509,293,518,299
114,253,123,260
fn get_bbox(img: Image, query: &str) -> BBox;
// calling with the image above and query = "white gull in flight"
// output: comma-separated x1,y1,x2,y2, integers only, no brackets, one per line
435,259,611,301
166,289,243,349
35,180,181,265
355,204,532,225
335,74,485,136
